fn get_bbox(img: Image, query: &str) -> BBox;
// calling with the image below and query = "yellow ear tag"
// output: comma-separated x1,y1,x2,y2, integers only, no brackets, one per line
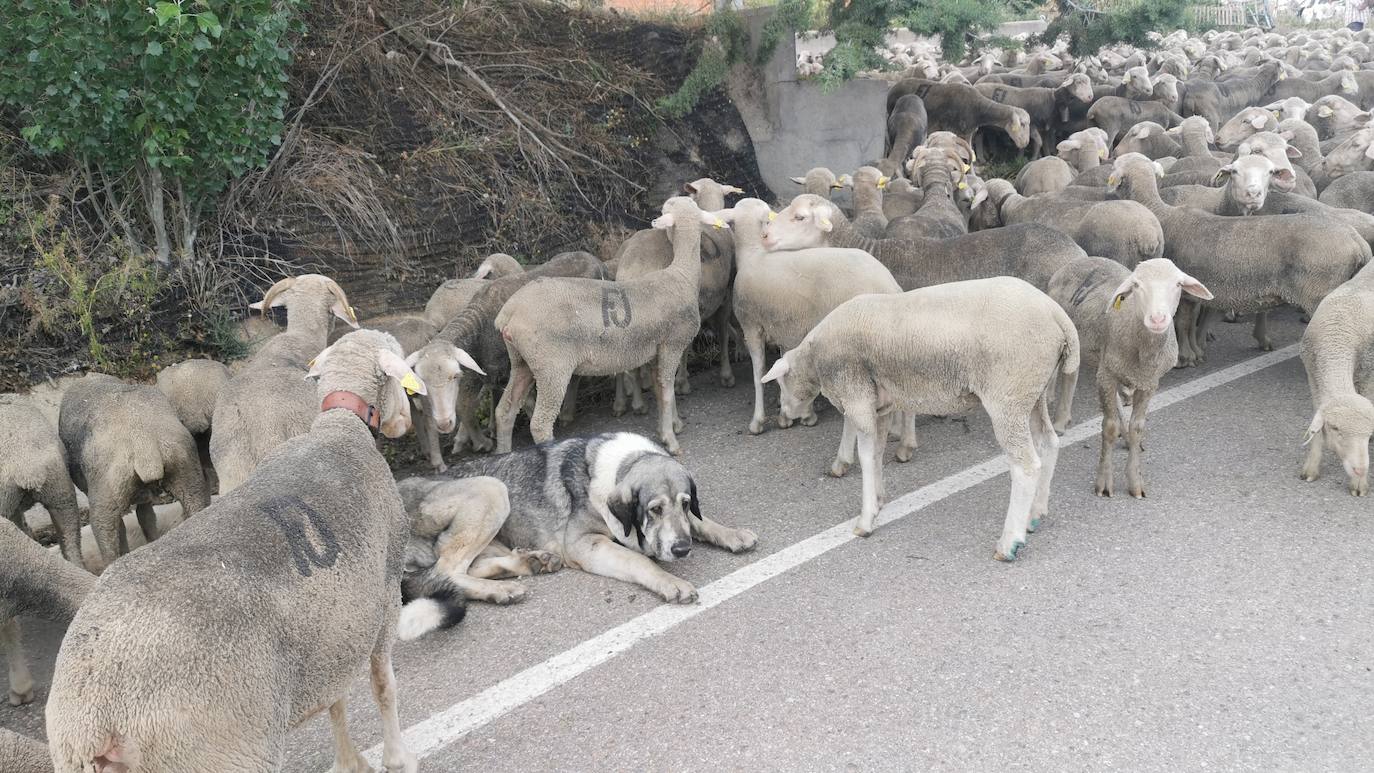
307,358,316,368
1112,294,1125,311
1273,111,1282,119
831,184,844,190
963,164,971,173
957,181,968,190
1099,148,1108,158
400,373,423,396
767,211,776,221
1107,174,1120,186
819,217,832,229
713,218,726,230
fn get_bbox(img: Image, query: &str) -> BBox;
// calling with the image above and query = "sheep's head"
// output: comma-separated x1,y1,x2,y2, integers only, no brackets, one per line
1124,66,1153,98
850,166,890,192
1105,155,1164,196
250,274,358,330
1316,127,1374,181
1061,73,1094,105
1266,97,1310,122
789,167,841,197
1214,156,1286,213
1305,395,1374,496
926,131,976,170
1004,107,1032,149
1217,107,1273,149
969,178,1013,226
472,253,522,280
1340,71,1360,96
407,342,485,434
760,347,819,424
682,178,744,212
762,194,837,251
652,196,725,234
1110,258,1212,336
1112,122,1166,159
308,330,431,439
1233,133,1301,191
1310,95,1367,139
1151,74,1181,109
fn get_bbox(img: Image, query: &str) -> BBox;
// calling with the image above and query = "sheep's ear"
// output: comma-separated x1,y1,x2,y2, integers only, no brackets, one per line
379,349,428,396
1317,105,1334,117
1212,165,1235,186
1279,129,1295,141
1178,272,1214,300
790,176,806,185
473,262,494,279
404,350,421,367
837,174,854,189
971,186,989,209
1152,161,1165,178
1250,113,1268,129
1272,167,1296,190
651,212,675,229
1135,125,1153,139
699,209,733,230
1302,411,1324,446
722,184,744,195
814,205,835,232
682,182,699,196
306,344,335,380
332,301,361,329
451,346,485,376
1109,275,1136,307
761,358,790,383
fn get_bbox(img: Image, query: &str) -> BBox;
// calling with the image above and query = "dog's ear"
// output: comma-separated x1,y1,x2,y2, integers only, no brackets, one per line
688,477,702,520
607,494,638,543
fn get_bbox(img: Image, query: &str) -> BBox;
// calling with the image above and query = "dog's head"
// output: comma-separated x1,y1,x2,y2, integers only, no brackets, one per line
608,454,702,562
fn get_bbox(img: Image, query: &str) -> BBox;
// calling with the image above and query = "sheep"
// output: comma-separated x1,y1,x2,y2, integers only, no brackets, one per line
491,197,709,455
1053,129,1111,174
0,728,51,773
156,358,231,492
410,250,607,455
1048,257,1214,497
1264,69,1359,104
1316,128,1374,190
59,373,210,569
1107,157,1369,364
888,148,967,240
760,276,1078,561
1112,121,1183,160
970,178,1164,267
1265,96,1312,121
971,74,1094,157
789,167,844,198
1150,72,1183,109
881,177,924,218
714,198,914,462
845,166,890,238
211,274,358,491
0,395,82,565
45,330,431,773
1180,60,1287,130
1162,116,1224,176
1309,95,1370,139
1014,155,1076,195
424,252,525,327
1319,171,1374,213
1216,106,1278,149
884,94,928,176
883,80,1032,153
763,194,1085,293
1088,96,1186,148
1,517,93,709
1299,263,1374,496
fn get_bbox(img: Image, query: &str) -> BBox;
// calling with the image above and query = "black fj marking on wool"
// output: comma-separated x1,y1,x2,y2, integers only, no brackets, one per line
260,495,341,576
602,287,632,328
1129,101,1143,116
1070,267,1103,307
1217,83,1232,97
916,84,932,99
992,87,1007,103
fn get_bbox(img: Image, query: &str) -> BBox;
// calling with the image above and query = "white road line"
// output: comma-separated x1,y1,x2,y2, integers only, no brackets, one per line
361,344,1299,766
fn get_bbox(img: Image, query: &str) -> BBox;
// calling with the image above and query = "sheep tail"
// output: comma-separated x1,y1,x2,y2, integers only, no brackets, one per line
131,444,164,486
1051,302,1081,376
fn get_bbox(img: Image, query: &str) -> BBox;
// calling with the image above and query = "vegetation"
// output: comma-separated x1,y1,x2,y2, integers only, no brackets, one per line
1036,0,1195,57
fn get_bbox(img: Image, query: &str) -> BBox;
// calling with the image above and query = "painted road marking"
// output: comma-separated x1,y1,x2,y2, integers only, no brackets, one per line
361,345,1299,766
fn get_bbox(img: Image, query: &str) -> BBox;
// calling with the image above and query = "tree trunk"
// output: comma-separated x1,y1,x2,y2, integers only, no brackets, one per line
142,164,171,265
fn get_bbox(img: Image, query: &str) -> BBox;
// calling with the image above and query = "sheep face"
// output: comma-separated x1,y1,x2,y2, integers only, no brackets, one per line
1111,259,1212,336
1217,156,1289,212
1005,108,1032,149
760,352,819,424
1306,397,1374,496
1151,74,1180,109
762,195,835,251
1217,108,1273,149
408,343,484,434
1317,128,1374,181
1310,96,1368,139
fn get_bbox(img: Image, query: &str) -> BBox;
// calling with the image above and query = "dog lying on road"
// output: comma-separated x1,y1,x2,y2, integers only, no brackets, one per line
397,432,758,639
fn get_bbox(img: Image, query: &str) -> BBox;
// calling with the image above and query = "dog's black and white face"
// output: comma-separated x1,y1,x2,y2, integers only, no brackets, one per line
609,455,701,562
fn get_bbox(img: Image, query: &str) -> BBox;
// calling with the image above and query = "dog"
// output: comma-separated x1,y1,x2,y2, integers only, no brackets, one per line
396,432,758,640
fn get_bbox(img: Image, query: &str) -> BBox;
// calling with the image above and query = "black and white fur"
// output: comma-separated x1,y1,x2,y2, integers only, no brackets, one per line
397,432,758,639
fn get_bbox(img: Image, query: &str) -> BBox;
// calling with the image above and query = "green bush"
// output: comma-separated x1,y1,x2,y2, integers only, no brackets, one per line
0,0,302,263
1036,0,1195,57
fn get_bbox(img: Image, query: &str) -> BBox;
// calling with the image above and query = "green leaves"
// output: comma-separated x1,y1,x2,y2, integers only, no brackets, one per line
153,2,182,26
145,40,163,56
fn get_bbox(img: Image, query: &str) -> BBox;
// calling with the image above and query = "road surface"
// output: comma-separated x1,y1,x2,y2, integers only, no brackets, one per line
4,308,1372,771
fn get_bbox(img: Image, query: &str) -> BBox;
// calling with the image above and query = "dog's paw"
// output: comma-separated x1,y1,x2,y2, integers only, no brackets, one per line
518,549,563,574
719,528,758,553
655,576,698,604
486,582,528,605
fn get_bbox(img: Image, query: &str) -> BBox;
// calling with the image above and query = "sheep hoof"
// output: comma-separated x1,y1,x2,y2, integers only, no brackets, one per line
382,749,419,773
8,687,34,706
328,752,374,773
1299,469,1320,482
1351,481,1368,497
1095,483,1113,498
611,405,627,417
748,420,766,435
993,542,1022,562
1053,420,1069,433
633,404,649,416
895,446,913,463
800,413,819,427
1130,487,1146,499
432,462,448,474
1027,517,1042,533
720,372,736,388
1257,341,1274,352
663,439,682,456
853,525,873,538
777,414,794,429
829,459,850,478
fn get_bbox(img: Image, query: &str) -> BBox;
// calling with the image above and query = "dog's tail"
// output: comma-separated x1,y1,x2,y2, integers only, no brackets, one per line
397,570,468,641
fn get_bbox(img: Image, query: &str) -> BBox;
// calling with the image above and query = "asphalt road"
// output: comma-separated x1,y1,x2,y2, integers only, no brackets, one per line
4,307,1372,771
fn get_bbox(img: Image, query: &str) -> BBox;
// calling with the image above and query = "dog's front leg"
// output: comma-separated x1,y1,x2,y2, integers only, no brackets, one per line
565,534,698,603
689,517,758,554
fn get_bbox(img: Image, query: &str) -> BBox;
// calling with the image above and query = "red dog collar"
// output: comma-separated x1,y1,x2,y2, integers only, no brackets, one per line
321,390,380,430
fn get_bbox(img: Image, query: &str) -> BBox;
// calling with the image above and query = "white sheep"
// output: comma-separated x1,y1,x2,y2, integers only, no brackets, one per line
1300,263,1374,496
762,276,1079,560
0,394,83,565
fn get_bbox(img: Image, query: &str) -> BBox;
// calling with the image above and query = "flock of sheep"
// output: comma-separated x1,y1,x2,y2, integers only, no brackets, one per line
5,20,1374,773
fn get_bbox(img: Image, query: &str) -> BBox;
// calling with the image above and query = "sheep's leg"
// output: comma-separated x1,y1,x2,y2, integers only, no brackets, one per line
38,472,83,567
417,406,447,473
612,372,631,417
830,415,858,478
988,404,1040,562
1252,311,1273,351
1125,388,1154,498
135,502,160,544
493,359,535,455
674,360,692,395
1174,301,1198,367
0,485,26,537
653,346,687,455
873,412,891,507
1,618,33,707
1029,126,1044,160
89,476,135,569
744,326,769,435
453,375,492,454
631,366,650,415
1301,428,1325,482
849,403,882,537
326,700,371,773
1094,378,1123,497
370,649,418,773
1028,394,1060,532
559,377,578,427
714,301,736,387
165,460,210,522
525,369,571,447
895,411,918,463
1053,367,1078,432
1194,307,1214,361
